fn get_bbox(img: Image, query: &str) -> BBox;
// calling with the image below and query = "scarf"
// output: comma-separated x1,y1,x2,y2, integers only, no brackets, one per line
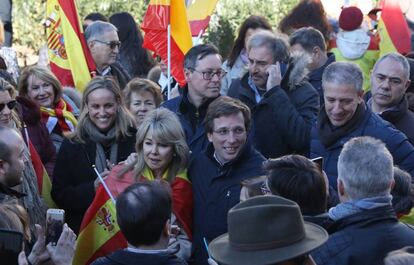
329,195,392,221
40,98,77,134
83,119,118,173
318,103,366,148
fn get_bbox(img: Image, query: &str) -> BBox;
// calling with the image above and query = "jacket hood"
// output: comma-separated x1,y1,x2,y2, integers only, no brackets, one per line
336,29,370,59
282,51,311,91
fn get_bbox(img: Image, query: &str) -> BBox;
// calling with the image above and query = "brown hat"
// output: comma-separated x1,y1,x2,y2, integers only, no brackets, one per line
209,195,328,265
339,6,364,31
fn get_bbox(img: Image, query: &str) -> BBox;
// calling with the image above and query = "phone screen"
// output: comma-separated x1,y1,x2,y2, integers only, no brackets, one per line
0,229,23,265
46,209,65,246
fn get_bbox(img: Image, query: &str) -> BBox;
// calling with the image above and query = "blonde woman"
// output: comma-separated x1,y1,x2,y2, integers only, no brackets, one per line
51,76,136,233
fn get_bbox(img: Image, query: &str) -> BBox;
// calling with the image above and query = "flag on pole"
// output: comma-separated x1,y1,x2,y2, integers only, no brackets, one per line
45,0,96,92
73,165,193,265
27,140,56,208
186,0,219,36
73,185,126,265
377,0,411,56
141,0,192,87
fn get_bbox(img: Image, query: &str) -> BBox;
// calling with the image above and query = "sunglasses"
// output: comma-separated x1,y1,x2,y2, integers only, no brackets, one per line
0,100,16,112
94,39,122,49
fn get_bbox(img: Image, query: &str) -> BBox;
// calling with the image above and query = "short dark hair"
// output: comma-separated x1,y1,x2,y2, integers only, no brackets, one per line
392,166,414,216
184,44,220,70
0,126,14,163
84,12,108,22
289,27,326,52
116,181,172,246
265,155,327,215
204,96,251,134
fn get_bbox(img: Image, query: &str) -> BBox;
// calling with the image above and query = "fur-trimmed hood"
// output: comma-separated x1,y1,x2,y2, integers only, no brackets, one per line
282,51,311,91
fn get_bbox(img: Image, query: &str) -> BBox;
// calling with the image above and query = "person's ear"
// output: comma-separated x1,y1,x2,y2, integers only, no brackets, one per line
404,79,411,93
207,132,213,143
87,41,95,51
0,159,7,182
389,178,395,191
338,178,346,197
184,68,192,82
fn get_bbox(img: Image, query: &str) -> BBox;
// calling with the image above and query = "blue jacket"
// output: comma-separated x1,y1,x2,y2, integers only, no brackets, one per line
161,87,218,157
312,205,414,265
91,249,187,265
311,107,414,192
188,142,265,265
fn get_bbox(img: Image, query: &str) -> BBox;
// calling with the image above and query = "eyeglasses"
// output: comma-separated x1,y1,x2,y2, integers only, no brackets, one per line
0,100,17,112
190,68,226,80
213,127,246,137
93,39,122,49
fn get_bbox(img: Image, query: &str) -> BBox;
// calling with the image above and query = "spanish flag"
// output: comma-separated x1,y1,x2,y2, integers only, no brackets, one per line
187,0,219,36
73,185,126,265
73,165,193,265
141,0,192,87
46,0,96,92
25,132,56,208
377,0,411,56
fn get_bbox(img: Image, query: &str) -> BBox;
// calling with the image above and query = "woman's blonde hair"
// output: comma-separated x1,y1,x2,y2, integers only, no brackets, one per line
127,108,188,182
71,76,135,143
0,21,4,45
18,65,63,106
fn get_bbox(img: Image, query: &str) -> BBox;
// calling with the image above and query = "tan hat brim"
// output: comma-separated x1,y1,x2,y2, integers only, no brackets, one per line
209,222,328,265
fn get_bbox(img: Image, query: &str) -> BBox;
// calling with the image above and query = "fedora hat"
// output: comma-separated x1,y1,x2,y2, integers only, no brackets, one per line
209,195,328,265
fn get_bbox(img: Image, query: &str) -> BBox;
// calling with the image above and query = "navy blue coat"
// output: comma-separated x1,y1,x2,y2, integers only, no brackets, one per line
228,55,319,159
311,107,414,192
91,249,187,265
189,142,265,265
312,205,414,265
161,87,218,157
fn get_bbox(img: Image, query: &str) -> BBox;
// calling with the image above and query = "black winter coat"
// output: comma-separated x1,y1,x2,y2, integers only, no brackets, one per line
189,142,265,265
51,132,136,233
312,205,414,265
228,55,319,159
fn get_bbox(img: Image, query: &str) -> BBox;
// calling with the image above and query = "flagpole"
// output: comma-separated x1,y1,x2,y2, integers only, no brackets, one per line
92,165,116,204
167,24,171,100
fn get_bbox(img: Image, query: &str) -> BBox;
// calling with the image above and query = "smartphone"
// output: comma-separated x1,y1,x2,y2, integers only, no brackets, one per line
311,157,324,172
46,209,65,246
0,229,23,265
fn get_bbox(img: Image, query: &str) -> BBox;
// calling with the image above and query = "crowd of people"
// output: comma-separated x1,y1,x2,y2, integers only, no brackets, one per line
1,0,414,264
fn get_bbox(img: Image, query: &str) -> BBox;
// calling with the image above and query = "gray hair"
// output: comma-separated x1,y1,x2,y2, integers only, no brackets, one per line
84,21,117,42
247,31,290,63
338,136,393,200
322,62,364,92
373,52,410,80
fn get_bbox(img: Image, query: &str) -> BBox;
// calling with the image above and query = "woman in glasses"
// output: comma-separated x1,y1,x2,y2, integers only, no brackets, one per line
0,77,48,239
124,78,163,128
18,65,80,152
51,76,136,233
109,12,155,78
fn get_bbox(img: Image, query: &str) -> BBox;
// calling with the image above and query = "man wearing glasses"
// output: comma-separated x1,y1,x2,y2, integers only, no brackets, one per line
162,44,225,157
188,96,265,265
85,21,130,89
228,31,319,159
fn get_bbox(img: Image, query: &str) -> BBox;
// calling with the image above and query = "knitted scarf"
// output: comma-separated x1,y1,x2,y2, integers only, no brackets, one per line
40,98,77,133
83,119,118,173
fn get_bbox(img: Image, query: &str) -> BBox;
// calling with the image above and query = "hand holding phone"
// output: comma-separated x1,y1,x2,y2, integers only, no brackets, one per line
266,62,282,91
46,209,65,246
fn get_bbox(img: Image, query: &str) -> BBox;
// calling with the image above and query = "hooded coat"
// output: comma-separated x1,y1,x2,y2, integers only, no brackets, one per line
228,53,320,158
